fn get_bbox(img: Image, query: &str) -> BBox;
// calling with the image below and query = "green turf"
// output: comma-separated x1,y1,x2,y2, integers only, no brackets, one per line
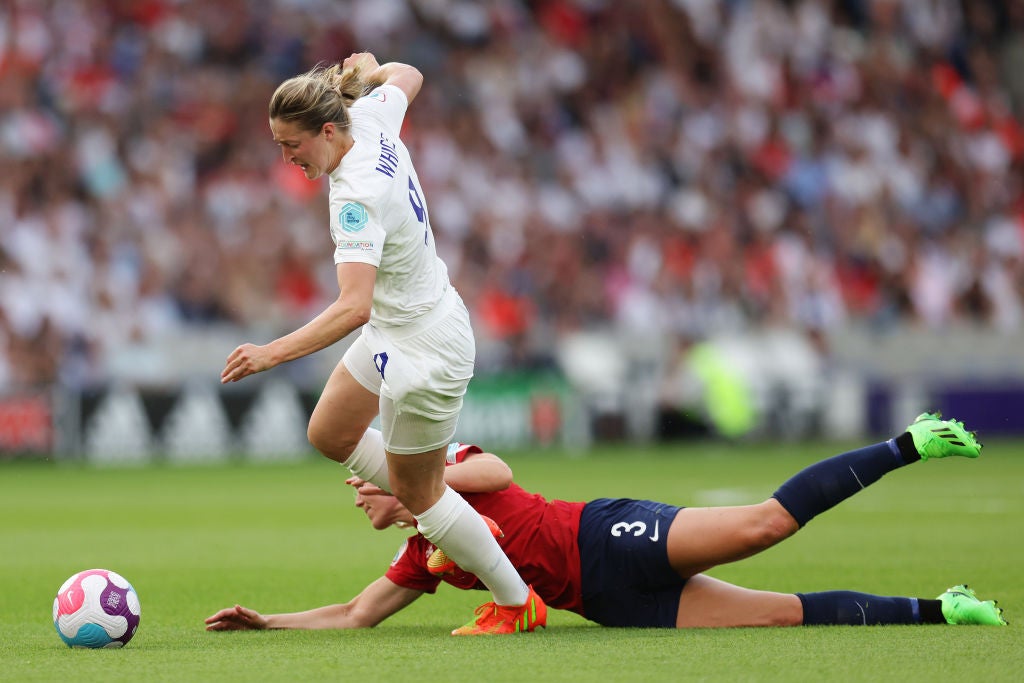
2,438,1022,682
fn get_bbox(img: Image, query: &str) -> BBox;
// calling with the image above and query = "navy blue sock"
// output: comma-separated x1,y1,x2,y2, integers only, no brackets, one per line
772,438,914,528
798,591,921,625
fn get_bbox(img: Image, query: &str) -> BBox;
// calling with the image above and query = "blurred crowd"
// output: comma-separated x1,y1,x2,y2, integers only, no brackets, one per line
2,0,1023,393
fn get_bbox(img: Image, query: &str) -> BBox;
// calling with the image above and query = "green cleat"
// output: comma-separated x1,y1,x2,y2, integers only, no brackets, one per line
937,585,1008,626
905,412,982,460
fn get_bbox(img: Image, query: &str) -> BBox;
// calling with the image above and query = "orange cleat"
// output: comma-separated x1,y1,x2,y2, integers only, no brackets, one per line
451,585,547,636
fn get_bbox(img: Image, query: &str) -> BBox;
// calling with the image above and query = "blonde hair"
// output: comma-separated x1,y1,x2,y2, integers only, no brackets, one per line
269,63,384,133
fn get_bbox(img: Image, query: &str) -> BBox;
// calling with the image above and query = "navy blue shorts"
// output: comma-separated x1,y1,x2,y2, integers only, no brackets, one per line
577,498,686,627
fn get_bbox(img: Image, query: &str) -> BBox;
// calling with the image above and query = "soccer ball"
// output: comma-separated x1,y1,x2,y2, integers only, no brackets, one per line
52,569,141,648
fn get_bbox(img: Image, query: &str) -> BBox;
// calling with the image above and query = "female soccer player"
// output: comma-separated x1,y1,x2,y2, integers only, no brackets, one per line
205,413,1006,631
218,52,542,635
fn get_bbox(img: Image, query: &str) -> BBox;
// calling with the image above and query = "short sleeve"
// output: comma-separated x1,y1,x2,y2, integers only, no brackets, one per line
330,198,385,266
351,84,409,138
445,443,485,465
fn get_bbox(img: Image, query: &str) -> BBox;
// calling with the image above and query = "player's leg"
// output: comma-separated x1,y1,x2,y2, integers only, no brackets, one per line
773,413,981,528
666,414,982,577
798,584,1004,626
676,574,802,627
385,411,544,634
677,575,1005,627
384,292,544,634
665,430,908,576
380,399,530,603
666,500,797,577
307,339,389,490
307,361,379,464
384,445,447,514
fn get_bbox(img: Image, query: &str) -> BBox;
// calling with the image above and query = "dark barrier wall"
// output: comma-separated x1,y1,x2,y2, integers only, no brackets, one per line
935,384,1024,436
866,381,1024,437
3,377,1022,461
1,372,578,461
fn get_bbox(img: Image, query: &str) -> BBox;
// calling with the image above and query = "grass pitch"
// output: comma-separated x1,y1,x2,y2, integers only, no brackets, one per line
2,438,1022,682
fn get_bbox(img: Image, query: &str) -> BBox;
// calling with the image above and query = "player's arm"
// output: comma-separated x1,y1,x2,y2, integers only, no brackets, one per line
348,451,513,496
373,62,422,103
444,452,513,492
221,262,375,383
204,577,423,631
342,52,422,104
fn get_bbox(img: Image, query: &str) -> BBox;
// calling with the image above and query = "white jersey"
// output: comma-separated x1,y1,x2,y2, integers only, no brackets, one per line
328,84,449,328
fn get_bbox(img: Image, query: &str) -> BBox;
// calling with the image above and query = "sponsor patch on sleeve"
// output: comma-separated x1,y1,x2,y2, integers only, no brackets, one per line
339,202,368,232
336,239,376,251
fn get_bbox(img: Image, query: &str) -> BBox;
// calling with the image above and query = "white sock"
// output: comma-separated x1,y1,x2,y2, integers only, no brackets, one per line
342,428,391,493
414,486,529,606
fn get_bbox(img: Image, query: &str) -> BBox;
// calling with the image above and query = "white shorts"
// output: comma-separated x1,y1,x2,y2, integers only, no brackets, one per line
342,288,475,454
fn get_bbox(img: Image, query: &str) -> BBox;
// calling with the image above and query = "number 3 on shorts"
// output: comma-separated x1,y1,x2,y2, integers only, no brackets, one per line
610,521,647,537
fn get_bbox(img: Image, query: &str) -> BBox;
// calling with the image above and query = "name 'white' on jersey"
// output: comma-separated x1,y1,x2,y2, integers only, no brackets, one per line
327,84,449,328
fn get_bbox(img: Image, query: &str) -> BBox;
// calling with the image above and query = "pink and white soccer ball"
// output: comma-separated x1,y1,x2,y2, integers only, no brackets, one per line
53,569,141,648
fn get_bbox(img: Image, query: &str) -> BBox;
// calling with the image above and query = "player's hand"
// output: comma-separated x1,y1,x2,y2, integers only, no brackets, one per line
346,476,389,497
204,604,268,631
358,481,389,497
221,343,275,383
343,51,380,73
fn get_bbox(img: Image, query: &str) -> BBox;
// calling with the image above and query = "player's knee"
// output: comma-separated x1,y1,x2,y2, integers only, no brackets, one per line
746,504,798,551
307,420,360,463
765,506,799,545
743,525,778,554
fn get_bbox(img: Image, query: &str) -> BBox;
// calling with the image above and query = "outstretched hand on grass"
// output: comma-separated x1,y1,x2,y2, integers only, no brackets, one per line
205,604,268,631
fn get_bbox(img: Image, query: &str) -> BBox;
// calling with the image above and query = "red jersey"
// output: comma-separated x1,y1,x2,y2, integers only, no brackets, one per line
384,444,587,614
